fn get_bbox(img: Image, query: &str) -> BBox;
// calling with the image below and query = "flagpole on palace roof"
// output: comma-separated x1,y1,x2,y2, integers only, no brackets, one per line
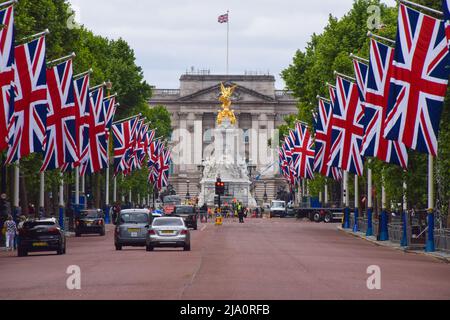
227,10,230,75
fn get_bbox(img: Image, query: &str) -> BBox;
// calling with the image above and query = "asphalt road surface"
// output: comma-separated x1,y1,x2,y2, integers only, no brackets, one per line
1,218,449,300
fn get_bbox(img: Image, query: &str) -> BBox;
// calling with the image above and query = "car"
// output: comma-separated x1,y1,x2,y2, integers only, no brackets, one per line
17,218,66,257
75,209,105,237
114,209,151,250
146,217,191,251
270,200,287,218
172,205,198,230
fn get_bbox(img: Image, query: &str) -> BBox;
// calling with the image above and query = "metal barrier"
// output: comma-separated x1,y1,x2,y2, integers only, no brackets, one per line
358,217,368,234
388,223,403,244
434,229,450,253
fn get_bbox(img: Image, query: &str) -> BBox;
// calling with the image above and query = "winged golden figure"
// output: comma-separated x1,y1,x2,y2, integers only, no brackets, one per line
217,83,237,125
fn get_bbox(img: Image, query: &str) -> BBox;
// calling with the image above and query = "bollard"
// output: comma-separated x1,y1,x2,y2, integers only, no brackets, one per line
379,210,389,241
343,207,351,229
59,206,65,231
366,208,373,237
401,210,408,247
425,211,435,252
353,207,359,232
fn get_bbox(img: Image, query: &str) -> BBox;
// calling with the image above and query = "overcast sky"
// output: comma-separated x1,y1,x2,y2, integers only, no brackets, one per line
68,0,396,89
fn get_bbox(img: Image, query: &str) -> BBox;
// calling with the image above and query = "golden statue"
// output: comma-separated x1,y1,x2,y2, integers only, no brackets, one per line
217,83,237,125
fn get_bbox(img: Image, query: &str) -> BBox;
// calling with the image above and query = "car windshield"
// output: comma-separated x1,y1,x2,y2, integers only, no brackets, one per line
120,212,148,224
81,211,102,218
153,218,184,227
272,202,285,208
175,207,194,214
163,195,181,205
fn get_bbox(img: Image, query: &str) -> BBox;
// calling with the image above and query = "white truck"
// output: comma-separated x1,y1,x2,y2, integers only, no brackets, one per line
270,200,287,218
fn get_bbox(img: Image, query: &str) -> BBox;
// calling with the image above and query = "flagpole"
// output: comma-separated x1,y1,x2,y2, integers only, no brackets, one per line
13,161,19,219
39,172,45,214
59,172,65,230
0,0,18,9
343,171,350,229
353,175,359,232
227,10,229,75
75,167,80,213
426,155,435,252
401,179,408,247
367,166,373,236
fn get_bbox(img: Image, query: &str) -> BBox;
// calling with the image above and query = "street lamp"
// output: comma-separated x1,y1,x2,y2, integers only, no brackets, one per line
186,179,190,200
263,181,268,202
197,160,205,204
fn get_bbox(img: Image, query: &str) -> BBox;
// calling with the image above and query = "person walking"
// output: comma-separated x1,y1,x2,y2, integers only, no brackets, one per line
4,215,17,251
238,202,245,224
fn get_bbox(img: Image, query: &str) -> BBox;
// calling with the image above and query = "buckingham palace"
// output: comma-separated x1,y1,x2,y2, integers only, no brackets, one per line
148,71,298,204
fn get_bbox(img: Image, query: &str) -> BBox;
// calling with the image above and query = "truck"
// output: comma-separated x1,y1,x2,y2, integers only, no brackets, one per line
270,200,287,218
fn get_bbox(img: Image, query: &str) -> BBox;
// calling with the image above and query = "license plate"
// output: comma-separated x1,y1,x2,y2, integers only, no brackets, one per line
162,230,173,234
33,242,48,247
128,228,140,232
86,222,92,226
131,232,138,237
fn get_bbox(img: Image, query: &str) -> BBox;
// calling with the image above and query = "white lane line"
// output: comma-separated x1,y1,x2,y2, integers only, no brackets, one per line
201,225,207,232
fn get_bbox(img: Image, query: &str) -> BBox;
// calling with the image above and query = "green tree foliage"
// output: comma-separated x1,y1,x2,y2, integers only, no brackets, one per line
281,0,449,215
2,0,171,211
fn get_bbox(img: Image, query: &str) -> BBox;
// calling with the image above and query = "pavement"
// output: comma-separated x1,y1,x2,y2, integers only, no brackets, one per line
338,226,450,263
0,218,449,300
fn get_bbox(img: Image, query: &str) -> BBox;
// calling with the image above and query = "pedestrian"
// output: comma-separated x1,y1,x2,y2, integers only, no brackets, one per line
4,215,17,251
238,202,245,224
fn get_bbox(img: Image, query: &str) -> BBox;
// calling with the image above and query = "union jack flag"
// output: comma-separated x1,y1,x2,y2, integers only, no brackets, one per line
155,148,171,190
127,119,144,172
148,138,162,173
278,147,293,185
384,4,450,156
289,123,315,180
73,73,90,169
81,86,107,175
0,5,14,152
103,95,116,141
281,137,296,185
145,129,156,158
7,36,47,164
41,60,77,171
112,117,138,176
362,39,408,168
313,98,342,180
218,13,229,24
352,59,369,104
328,76,365,176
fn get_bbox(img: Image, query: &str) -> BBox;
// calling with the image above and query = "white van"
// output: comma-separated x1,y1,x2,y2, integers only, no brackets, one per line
270,200,287,218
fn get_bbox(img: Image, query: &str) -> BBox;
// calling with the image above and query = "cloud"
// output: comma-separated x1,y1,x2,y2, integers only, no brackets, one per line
68,0,397,89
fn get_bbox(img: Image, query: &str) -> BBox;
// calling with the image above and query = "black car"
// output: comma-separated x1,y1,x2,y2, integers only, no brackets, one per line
75,209,106,237
172,206,198,230
18,218,66,257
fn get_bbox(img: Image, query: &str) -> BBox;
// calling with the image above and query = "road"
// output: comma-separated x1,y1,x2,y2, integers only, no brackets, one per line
0,218,449,300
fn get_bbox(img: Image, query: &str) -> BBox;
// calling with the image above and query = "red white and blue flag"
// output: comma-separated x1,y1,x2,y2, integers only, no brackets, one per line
103,95,116,141
362,39,408,169
41,59,77,171
328,76,365,176
0,5,14,152
289,123,315,180
384,4,450,156
81,86,107,175
313,98,342,180
127,119,144,172
218,13,229,24
7,36,48,164
112,117,138,176
72,73,90,169
155,148,171,190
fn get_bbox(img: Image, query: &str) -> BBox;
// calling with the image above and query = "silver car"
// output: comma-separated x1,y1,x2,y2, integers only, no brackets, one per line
115,209,151,250
146,217,191,251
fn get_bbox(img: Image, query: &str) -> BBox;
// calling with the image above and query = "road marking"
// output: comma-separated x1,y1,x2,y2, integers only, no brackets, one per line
201,225,207,232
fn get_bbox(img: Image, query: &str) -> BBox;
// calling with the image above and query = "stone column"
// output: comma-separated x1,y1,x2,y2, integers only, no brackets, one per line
179,112,190,172
193,113,203,165
250,114,259,164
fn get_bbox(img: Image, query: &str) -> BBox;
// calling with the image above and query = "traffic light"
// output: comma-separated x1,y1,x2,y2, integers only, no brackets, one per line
215,178,225,196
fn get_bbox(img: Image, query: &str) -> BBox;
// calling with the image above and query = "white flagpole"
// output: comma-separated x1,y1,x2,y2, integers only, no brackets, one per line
343,171,350,228
226,10,229,75
75,168,80,210
353,175,359,232
59,172,65,230
13,161,19,216
367,167,374,236
379,172,388,241
426,155,435,252
113,176,117,203
39,172,45,212
324,182,328,206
